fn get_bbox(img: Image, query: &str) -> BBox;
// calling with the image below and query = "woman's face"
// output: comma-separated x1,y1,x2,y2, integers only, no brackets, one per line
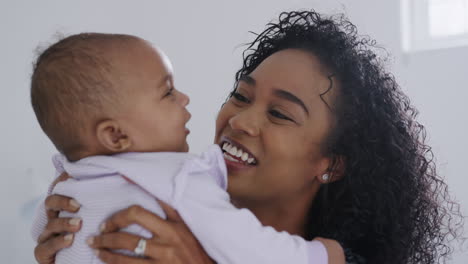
215,49,338,205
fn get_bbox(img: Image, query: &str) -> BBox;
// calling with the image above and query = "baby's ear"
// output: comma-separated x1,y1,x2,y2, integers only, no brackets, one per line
96,120,132,152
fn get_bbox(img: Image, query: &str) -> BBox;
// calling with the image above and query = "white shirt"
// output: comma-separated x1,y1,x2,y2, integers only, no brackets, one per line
31,145,327,264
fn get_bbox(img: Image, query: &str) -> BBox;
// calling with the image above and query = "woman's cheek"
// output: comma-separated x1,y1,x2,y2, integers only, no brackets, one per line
214,106,232,138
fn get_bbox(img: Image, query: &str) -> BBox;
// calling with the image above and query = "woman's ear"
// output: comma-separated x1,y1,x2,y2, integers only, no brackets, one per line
96,120,132,153
317,155,346,184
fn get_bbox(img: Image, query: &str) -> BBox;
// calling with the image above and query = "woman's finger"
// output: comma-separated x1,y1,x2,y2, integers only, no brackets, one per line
157,200,183,222
37,217,82,243
94,238,178,263
90,232,174,260
96,249,151,264
88,232,141,251
90,232,167,259
44,194,81,216
34,234,74,264
100,205,172,237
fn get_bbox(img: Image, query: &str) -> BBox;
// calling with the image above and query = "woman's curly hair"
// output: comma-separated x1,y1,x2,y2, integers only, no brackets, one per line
232,10,463,263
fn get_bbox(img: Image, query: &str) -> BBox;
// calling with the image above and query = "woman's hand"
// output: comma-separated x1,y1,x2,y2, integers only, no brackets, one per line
34,173,82,264
88,201,214,264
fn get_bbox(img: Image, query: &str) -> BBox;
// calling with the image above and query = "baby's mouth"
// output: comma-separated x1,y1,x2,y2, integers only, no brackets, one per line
220,140,258,166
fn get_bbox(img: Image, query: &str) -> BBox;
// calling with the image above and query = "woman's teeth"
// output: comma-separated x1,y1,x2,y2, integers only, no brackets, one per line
222,142,257,165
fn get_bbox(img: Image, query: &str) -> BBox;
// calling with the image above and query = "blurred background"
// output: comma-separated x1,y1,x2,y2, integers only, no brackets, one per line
1,0,467,262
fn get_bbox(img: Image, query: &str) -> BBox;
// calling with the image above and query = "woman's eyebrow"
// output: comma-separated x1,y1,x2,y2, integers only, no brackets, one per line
240,75,309,115
239,75,256,85
273,89,309,116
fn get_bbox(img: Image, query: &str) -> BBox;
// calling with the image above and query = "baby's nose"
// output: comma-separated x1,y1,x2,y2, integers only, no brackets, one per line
179,91,190,106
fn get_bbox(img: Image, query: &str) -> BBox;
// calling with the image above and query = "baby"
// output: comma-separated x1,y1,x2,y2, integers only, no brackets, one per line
30,33,331,264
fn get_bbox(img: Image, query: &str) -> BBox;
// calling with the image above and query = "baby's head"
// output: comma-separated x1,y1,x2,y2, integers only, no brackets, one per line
31,33,191,161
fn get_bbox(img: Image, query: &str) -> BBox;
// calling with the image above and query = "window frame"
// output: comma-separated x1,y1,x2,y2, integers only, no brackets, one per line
401,0,468,52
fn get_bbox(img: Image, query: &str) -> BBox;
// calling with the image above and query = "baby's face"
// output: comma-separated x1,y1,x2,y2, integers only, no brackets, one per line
116,41,191,152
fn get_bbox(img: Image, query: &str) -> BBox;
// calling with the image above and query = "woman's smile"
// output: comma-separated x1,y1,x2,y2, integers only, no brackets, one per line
219,136,258,171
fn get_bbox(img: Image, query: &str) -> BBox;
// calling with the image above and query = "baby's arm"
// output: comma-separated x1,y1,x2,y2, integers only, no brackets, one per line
176,195,328,264
162,146,334,264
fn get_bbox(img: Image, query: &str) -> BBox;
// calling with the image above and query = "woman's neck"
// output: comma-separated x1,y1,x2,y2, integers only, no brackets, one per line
232,183,321,237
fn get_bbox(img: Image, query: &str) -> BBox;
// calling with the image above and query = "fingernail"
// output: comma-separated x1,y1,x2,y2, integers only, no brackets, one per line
69,218,81,226
69,199,81,209
99,223,106,232
64,234,74,241
86,237,94,246
93,249,99,257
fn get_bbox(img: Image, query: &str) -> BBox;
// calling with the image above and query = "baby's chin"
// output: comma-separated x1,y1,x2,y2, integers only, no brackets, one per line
162,141,190,153
180,141,190,153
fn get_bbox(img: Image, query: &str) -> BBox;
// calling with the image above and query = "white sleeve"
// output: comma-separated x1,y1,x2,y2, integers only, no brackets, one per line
31,199,48,242
176,195,312,264
170,145,327,264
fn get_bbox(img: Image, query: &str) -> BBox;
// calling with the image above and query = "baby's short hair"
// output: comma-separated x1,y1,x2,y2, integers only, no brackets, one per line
31,32,138,160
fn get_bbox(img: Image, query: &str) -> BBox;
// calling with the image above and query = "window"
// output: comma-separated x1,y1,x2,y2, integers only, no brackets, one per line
401,0,468,52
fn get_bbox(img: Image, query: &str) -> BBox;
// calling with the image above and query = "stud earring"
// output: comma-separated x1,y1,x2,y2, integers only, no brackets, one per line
322,173,330,182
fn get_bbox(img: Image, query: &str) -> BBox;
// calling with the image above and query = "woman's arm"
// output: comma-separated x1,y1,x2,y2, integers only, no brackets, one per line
33,174,344,264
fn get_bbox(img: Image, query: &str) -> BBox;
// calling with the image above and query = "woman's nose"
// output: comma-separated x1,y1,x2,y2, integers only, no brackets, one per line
228,109,260,137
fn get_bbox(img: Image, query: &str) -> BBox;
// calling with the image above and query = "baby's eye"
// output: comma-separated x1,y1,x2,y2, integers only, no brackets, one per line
164,87,175,98
231,92,250,103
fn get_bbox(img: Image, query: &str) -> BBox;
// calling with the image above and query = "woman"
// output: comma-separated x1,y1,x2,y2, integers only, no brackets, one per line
34,10,461,264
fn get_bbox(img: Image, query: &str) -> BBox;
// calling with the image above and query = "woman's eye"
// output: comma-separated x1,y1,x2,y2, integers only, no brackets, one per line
269,110,293,121
231,92,250,103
